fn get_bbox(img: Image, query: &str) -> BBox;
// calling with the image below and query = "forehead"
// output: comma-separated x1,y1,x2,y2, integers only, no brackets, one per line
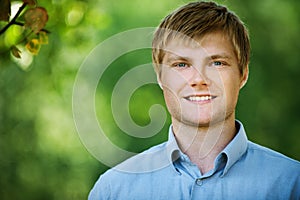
163,31,236,60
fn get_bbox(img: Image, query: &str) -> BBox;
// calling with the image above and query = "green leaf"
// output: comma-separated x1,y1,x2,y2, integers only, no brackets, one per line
24,7,49,34
11,45,22,58
0,0,11,22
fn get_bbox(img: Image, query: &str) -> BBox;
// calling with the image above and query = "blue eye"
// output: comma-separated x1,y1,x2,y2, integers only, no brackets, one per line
211,61,229,68
213,61,222,66
175,63,188,68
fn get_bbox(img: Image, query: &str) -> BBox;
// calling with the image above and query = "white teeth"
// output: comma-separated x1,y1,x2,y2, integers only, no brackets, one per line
188,96,212,101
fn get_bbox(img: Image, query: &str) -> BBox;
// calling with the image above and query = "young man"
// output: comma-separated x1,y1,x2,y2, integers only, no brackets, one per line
89,1,300,199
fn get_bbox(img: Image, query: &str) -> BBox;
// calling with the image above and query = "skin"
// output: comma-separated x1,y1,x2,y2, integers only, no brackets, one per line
157,31,248,174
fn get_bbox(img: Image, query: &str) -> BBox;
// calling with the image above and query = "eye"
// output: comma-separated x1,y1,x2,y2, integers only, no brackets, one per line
213,61,222,66
173,62,189,68
210,60,228,67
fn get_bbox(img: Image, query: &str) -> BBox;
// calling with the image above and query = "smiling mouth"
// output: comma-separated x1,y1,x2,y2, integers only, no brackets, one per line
184,95,217,102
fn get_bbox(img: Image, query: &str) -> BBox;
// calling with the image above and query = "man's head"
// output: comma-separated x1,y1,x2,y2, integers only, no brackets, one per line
152,1,250,76
151,1,250,128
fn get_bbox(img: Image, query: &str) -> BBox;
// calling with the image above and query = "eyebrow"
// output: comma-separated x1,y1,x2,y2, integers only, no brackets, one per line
163,53,191,63
209,54,233,60
164,52,233,64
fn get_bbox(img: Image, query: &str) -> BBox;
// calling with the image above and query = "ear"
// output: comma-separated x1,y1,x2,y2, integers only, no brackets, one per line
240,65,249,89
156,73,163,90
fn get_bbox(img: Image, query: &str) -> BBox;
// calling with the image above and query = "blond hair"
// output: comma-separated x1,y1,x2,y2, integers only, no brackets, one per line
152,1,250,75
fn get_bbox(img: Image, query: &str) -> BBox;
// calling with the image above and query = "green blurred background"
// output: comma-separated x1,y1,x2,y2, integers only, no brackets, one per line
1,0,300,199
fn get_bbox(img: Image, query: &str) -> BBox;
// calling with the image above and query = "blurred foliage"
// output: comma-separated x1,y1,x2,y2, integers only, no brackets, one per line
0,0,49,60
0,0,300,199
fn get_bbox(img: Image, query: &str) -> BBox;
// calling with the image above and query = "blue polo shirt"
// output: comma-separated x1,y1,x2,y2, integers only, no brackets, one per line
89,121,300,199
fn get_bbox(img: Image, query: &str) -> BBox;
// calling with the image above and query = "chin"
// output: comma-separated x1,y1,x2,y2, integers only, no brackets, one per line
181,117,213,127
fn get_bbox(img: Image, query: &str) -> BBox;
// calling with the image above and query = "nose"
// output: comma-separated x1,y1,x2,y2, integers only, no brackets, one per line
189,66,210,88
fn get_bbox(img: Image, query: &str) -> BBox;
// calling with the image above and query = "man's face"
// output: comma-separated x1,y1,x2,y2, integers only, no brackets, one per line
158,31,248,128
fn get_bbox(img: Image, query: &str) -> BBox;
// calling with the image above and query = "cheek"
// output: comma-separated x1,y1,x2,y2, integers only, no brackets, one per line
160,69,186,114
163,89,175,105
160,68,189,88
222,75,242,102
162,88,181,114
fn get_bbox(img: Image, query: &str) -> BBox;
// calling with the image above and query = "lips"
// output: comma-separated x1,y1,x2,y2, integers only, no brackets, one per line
184,95,217,102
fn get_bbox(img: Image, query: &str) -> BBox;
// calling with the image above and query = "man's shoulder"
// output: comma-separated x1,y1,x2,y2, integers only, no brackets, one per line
88,141,174,199
108,140,171,174
246,141,300,170
141,140,169,153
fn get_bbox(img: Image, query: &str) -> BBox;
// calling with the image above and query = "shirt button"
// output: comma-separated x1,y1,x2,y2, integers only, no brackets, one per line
196,178,203,186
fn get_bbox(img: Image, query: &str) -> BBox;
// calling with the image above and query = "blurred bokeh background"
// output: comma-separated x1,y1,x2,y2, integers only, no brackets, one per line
1,0,299,199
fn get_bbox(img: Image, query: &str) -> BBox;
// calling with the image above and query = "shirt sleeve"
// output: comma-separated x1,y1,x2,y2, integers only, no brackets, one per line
88,174,110,200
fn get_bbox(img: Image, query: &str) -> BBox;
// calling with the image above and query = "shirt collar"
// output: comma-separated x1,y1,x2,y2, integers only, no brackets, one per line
166,125,181,161
166,125,182,174
166,120,248,176
221,120,248,176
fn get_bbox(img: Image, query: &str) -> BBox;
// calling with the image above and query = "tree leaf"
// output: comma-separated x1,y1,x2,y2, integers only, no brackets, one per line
24,7,49,34
26,39,40,55
0,0,11,22
38,31,48,44
11,45,22,58
23,0,37,6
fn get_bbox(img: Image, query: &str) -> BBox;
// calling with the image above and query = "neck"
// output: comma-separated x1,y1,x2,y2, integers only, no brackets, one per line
172,117,237,174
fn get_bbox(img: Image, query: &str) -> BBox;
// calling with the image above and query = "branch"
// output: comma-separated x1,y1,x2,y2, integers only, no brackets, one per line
13,21,51,33
0,3,27,35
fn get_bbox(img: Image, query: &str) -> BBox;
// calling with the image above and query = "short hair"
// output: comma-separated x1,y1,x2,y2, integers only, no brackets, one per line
152,1,250,75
